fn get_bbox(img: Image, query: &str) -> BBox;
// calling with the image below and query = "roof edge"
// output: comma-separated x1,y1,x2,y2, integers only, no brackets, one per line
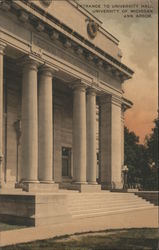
122,97,133,111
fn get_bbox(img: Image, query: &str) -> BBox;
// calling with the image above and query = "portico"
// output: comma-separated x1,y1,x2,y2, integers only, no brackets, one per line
0,0,133,193
0,1,157,239
0,52,128,193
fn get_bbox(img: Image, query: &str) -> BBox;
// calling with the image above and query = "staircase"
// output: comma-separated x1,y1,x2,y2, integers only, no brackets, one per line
135,191,159,206
67,191,155,219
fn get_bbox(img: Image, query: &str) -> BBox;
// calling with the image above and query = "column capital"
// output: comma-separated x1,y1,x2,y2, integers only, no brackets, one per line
0,41,7,55
87,87,96,96
39,65,58,77
74,85,86,92
23,57,39,72
17,56,40,72
72,80,87,92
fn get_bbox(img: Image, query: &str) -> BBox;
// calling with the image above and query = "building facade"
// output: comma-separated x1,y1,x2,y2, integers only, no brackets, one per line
0,0,133,193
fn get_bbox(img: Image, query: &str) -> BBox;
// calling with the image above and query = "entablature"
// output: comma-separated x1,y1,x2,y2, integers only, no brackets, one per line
0,0,134,83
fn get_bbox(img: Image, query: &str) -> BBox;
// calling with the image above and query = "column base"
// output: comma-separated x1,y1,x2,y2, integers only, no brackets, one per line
87,181,98,185
39,180,55,184
74,181,88,185
60,182,101,192
74,183,101,192
101,182,123,190
22,182,59,193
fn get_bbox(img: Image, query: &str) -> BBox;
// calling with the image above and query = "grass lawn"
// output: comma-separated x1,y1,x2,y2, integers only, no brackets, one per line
2,228,159,250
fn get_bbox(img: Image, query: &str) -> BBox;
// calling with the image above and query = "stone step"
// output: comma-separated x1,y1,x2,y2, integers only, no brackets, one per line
67,192,154,220
72,206,154,219
68,193,141,198
68,193,136,197
135,192,159,206
71,203,154,215
138,195,158,199
69,197,148,205
70,200,153,210
68,195,143,201
68,196,144,204
68,196,140,201
69,200,152,210
139,197,158,202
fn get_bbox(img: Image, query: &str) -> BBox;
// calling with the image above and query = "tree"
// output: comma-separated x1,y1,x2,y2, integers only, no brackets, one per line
124,121,158,190
144,118,159,190
145,118,159,167
124,126,147,189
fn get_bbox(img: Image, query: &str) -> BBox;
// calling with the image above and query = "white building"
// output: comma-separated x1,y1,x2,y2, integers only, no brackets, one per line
0,0,138,227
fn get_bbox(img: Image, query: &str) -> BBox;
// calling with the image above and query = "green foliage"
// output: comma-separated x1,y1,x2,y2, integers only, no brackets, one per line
124,119,158,190
144,118,159,190
145,118,159,167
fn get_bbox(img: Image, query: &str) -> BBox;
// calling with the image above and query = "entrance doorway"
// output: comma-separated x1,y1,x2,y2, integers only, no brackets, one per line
62,147,72,178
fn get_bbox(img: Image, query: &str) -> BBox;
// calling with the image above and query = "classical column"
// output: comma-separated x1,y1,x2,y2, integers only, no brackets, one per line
38,66,54,183
0,42,6,187
99,95,122,189
86,88,97,184
21,58,39,183
73,84,87,183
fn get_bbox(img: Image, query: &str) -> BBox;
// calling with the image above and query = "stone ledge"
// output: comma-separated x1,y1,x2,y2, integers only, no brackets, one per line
0,193,71,226
22,182,59,193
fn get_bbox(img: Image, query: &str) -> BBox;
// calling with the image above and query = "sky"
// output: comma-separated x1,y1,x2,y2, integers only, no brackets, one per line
78,0,158,143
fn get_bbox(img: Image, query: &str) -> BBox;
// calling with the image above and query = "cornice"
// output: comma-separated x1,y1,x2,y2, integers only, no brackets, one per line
0,0,134,82
87,87,96,96
122,97,133,112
